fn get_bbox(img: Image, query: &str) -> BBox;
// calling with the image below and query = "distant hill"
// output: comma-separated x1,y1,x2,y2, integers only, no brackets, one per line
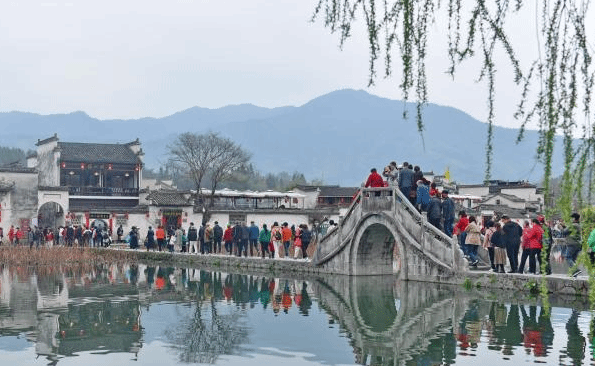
0,89,564,186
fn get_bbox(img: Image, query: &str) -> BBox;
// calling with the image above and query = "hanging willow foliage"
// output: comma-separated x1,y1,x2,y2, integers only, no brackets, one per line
312,0,594,217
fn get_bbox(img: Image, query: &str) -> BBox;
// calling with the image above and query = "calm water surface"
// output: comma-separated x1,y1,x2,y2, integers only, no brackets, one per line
0,263,593,365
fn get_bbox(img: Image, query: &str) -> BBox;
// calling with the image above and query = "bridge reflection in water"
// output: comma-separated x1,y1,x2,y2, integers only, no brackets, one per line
0,264,592,365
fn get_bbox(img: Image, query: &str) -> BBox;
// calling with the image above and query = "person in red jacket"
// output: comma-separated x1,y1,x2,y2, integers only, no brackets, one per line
365,168,385,197
223,224,233,255
525,218,544,274
365,168,384,188
453,211,469,258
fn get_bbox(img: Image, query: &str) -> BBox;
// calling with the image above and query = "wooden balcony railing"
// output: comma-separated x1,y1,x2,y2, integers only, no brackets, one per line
68,186,139,197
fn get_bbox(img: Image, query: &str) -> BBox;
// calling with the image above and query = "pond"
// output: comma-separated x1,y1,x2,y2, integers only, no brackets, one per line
0,263,593,365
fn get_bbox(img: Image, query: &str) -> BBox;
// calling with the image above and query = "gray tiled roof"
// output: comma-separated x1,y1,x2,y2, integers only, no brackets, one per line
59,142,139,164
146,191,192,206
319,186,358,197
295,185,358,197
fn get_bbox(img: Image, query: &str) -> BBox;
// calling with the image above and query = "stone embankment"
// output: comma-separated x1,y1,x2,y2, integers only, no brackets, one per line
102,246,591,297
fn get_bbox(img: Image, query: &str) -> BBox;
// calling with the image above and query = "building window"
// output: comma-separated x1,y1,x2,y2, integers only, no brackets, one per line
115,216,128,227
71,215,83,226
496,199,501,205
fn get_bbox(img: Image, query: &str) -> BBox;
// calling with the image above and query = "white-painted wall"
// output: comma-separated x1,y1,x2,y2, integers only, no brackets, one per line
36,140,60,187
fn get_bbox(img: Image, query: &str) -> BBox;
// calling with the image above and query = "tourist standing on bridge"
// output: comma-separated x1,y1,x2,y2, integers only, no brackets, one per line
427,191,442,230
413,166,423,185
454,211,469,256
502,215,522,273
382,162,399,185
398,163,415,203
441,190,455,237
416,179,430,212
465,216,482,266
364,168,384,197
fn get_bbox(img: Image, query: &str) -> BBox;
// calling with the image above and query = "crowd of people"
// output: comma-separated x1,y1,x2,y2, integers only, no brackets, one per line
0,224,114,248
130,220,315,260
365,162,457,237
365,162,592,275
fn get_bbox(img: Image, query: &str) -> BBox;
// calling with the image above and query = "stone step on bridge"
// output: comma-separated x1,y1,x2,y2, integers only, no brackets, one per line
312,187,468,280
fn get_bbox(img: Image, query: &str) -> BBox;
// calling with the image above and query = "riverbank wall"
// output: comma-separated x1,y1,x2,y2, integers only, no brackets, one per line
100,247,591,297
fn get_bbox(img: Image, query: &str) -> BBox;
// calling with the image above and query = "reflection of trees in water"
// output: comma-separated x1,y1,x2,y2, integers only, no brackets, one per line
165,297,248,364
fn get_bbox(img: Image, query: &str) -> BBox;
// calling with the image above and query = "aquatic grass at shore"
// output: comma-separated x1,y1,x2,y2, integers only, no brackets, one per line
0,246,137,267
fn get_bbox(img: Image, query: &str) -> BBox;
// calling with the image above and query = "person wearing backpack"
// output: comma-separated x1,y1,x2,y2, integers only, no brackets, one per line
270,222,283,259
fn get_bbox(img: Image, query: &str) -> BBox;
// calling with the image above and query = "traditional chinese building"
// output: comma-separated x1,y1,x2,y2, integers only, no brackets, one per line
28,134,146,233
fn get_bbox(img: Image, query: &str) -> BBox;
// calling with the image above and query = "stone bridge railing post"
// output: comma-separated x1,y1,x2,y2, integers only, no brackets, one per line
452,235,458,270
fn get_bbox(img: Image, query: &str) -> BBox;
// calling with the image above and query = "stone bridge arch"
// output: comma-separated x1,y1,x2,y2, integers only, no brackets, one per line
349,213,407,278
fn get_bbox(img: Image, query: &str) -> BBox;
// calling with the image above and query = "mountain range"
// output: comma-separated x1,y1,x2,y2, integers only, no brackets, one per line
0,89,564,186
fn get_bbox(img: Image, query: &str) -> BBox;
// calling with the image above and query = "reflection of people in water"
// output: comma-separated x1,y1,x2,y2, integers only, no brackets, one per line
520,305,554,357
145,266,155,287
457,300,481,350
561,309,585,364
297,282,312,316
259,278,270,309
503,304,523,355
282,280,292,313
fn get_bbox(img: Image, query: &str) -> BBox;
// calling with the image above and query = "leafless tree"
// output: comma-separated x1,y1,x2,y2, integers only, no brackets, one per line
168,132,251,217
208,137,251,206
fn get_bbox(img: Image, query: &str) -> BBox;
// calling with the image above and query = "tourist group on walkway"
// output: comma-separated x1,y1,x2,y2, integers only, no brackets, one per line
132,220,314,260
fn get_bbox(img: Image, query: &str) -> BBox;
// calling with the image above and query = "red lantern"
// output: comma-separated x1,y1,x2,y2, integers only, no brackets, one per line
80,163,85,169
61,162,66,168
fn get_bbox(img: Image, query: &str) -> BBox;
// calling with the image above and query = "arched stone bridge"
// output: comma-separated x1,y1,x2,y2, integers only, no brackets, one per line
313,187,468,280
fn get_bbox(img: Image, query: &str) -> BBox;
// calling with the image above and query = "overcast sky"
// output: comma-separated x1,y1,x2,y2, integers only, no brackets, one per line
0,1,593,130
